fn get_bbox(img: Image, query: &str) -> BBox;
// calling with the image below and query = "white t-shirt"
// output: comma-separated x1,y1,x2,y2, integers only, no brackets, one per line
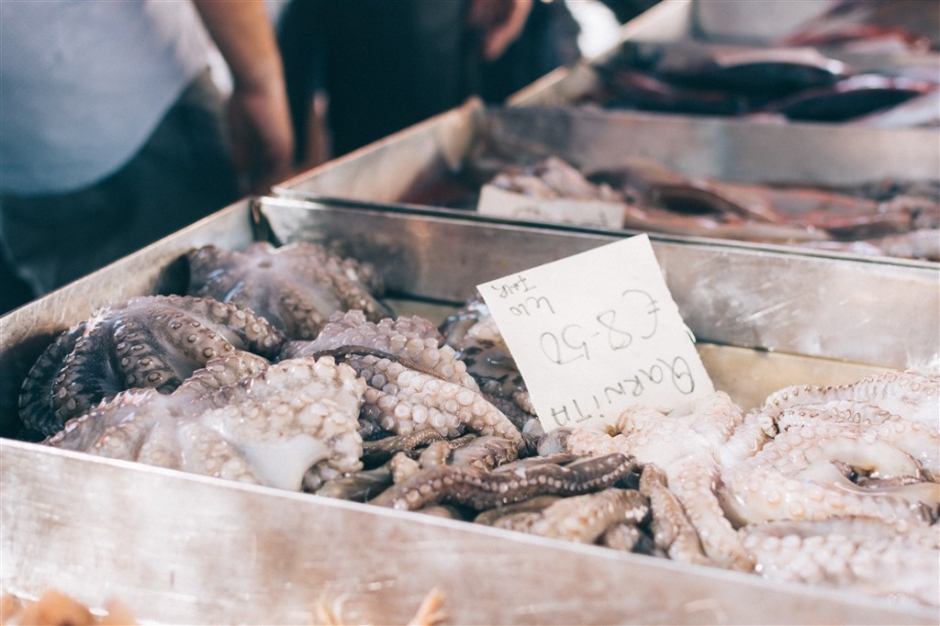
0,1,212,195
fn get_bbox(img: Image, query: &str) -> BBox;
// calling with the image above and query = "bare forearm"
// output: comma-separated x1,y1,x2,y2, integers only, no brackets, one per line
191,0,294,193
191,0,283,93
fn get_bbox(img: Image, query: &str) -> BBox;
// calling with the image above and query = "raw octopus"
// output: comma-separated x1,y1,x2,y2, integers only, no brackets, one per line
21,241,939,610
45,351,365,490
281,310,526,452
560,370,940,605
482,155,940,260
18,295,285,438
187,241,392,340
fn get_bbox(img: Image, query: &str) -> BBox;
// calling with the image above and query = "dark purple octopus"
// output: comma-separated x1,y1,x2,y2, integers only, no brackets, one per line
18,294,284,437
187,241,392,340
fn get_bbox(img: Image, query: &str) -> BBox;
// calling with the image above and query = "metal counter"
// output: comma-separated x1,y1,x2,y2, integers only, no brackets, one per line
4,436,933,625
274,100,939,262
1,198,936,623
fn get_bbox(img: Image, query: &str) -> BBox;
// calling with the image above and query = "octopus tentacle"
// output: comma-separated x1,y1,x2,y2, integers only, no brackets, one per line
19,295,285,436
740,518,940,607
474,495,561,527
566,394,756,571
370,452,637,511
284,312,524,447
187,242,391,340
771,400,940,478
355,355,524,447
285,311,477,389
524,488,650,543
449,435,519,471
313,465,393,501
361,429,448,465
440,295,536,421
45,354,365,491
601,522,658,554
761,370,939,428
639,464,712,567
720,424,939,531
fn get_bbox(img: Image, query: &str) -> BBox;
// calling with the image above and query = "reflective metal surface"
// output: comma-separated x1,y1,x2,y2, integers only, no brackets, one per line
1,199,936,623
256,197,939,375
275,102,940,229
4,438,933,624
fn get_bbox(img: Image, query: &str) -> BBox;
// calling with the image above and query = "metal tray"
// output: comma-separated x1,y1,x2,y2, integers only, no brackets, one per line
1,198,936,623
273,100,939,261
511,0,940,109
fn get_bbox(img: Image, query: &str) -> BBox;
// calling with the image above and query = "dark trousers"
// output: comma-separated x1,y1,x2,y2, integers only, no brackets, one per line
0,70,240,302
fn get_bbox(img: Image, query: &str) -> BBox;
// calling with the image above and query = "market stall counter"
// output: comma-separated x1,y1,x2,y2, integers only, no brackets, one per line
0,197,937,622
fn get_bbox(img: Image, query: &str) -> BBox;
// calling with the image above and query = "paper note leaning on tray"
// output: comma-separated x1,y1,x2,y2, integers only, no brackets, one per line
477,184,625,229
478,234,715,431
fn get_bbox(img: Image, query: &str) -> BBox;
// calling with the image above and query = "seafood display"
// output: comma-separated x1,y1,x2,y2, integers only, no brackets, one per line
15,241,938,610
579,39,939,126
778,0,940,53
17,294,285,438
474,156,940,260
187,241,392,340
45,352,365,491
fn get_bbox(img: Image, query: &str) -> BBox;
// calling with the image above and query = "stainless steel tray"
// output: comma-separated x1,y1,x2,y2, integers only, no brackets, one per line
273,100,939,260
1,198,936,623
511,0,940,109
4,437,932,625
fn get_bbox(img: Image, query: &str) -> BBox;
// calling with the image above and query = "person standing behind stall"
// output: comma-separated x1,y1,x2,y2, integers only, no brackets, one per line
278,0,545,165
0,0,294,312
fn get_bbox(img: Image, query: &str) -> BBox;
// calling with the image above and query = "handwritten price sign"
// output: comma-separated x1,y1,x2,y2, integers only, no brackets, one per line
477,234,714,431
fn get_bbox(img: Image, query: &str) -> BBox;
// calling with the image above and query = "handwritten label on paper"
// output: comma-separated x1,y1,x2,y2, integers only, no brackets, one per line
477,234,714,431
477,185,625,229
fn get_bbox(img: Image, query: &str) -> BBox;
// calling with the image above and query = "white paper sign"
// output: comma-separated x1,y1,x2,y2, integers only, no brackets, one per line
477,185,624,229
477,234,715,431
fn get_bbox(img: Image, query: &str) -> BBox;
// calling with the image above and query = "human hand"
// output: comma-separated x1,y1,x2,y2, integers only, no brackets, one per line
227,79,295,195
192,0,295,194
467,0,534,61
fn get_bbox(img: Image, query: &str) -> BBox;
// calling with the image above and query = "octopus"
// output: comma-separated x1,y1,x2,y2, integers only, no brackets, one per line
15,240,939,609
45,351,365,491
475,487,650,544
561,370,940,604
18,295,285,438
439,295,537,425
370,452,638,511
721,372,940,530
740,518,939,607
281,311,526,452
564,392,759,571
187,241,392,340
315,433,520,502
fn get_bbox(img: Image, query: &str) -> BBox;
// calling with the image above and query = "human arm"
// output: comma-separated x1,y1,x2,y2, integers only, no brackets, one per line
467,0,534,61
192,0,295,194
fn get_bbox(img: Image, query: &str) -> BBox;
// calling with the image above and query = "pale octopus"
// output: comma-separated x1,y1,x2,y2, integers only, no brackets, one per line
561,370,940,605
19,295,285,438
45,351,365,490
281,310,525,451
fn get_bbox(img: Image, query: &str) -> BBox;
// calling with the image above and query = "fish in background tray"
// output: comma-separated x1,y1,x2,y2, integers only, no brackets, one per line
476,155,940,260
582,40,939,126
778,0,940,53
